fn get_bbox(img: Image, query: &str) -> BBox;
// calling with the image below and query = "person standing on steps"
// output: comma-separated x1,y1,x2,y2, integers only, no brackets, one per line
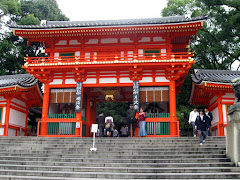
126,104,137,137
204,107,213,136
97,112,105,137
189,107,199,137
138,107,147,137
105,114,114,137
195,109,207,145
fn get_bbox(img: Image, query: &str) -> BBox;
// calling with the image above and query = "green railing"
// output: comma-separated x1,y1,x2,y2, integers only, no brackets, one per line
48,114,75,119
146,113,170,118
47,122,75,135
82,124,86,136
146,122,170,135
82,116,87,122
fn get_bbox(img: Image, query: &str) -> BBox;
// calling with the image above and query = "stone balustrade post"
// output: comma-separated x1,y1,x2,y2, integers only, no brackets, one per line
227,104,240,167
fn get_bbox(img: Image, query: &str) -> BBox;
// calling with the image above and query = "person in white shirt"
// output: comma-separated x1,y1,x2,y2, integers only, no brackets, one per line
105,115,114,137
189,108,199,137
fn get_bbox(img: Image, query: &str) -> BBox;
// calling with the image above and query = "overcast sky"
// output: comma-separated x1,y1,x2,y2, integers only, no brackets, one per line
56,0,168,21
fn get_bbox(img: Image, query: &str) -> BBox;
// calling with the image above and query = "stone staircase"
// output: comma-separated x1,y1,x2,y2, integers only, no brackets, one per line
0,136,239,179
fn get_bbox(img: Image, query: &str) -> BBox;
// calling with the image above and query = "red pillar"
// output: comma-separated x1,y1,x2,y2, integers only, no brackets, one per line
169,80,178,136
217,95,224,136
24,107,29,136
4,97,11,136
40,83,50,135
86,93,91,137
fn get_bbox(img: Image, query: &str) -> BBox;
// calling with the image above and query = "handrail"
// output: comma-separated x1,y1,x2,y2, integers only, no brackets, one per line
24,52,193,65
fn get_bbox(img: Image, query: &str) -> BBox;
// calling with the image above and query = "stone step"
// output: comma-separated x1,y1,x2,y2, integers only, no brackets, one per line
0,156,230,163
0,153,226,159
0,149,226,155
0,164,239,173
0,160,234,167
0,169,239,179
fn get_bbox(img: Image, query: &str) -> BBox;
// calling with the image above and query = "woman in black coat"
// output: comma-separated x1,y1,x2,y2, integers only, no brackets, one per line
195,109,207,145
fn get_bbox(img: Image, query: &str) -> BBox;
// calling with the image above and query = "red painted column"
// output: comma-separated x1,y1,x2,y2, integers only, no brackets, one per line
40,83,50,135
4,98,11,136
169,80,178,136
217,95,224,136
86,93,91,137
24,107,29,136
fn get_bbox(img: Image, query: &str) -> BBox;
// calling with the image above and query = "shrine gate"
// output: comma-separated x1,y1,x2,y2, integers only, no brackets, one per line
11,15,205,137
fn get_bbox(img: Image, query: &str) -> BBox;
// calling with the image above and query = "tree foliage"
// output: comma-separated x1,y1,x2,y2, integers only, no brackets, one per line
162,0,240,135
20,0,69,21
162,0,240,70
0,0,69,75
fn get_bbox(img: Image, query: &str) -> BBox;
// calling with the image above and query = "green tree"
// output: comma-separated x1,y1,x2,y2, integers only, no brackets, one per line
20,0,69,21
162,0,240,135
18,13,40,25
0,0,69,75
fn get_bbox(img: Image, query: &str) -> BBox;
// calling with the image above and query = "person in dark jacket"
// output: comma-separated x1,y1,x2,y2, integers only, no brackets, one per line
126,104,137,137
195,109,207,145
204,107,213,136
97,112,105,137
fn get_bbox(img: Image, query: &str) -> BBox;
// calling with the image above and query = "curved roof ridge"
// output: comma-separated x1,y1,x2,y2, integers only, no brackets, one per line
191,69,240,84
10,15,207,29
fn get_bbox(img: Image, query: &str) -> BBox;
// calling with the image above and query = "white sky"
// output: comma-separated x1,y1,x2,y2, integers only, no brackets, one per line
56,0,168,21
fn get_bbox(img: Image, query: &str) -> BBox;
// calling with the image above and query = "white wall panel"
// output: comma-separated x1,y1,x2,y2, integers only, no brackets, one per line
49,79,63,85
99,78,117,84
120,77,132,83
65,79,76,84
0,127,4,135
139,77,153,83
83,78,97,84
9,109,26,127
155,77,169,82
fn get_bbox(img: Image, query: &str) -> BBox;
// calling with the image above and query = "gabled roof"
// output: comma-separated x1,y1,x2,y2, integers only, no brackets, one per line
0,74,38,88
10,15,207,29
191,69,240,84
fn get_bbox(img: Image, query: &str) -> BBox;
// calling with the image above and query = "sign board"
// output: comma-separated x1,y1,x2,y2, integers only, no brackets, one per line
133,81,139,111
76,122,80,128
91,124,98,133
75,82,82,113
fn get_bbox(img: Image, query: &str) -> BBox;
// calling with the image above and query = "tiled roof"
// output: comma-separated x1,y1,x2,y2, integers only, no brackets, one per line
191,69,240,84
0,74,38,88
10,15,207,29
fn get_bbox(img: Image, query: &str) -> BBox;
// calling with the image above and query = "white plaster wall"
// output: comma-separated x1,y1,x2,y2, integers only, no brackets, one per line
65,79,76,84
222,93,235,98
210,96,218,105
75,51,80,56
1,107,6,124
69,40,80,45
222,104,228,124
11,98,26,108
211,107,219,126
49,79,63,85
101,38,117,44
99,78,117,84
86,39,98,44
55,40,67,45
139,77,153,83
54,52,59,57
138,37,150,42
0,127,4,135
155,77,169,82
120,38,133,43
9,109,26,127
0,96,6,101
83,78,97,84
120,77,132,83
153,37,165,42
161,49,166,54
